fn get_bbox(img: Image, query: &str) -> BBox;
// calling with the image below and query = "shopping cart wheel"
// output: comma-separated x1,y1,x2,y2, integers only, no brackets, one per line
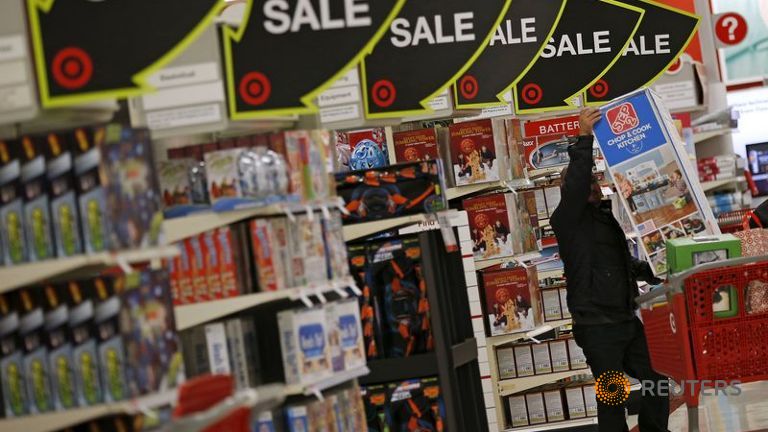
687,405,700,432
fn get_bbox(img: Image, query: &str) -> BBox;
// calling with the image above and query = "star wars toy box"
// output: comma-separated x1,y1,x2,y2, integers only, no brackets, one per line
19,288,54,414
479,265,542,336
362,384,390,432
65,280,103,407
92,276,128,402
20,135,54,262
348,244,382,360
463,192,538,262
387,378,445,432
0,139,27,265
334,127,389,173
335,160,447,225
46,132,83,258
392,128,441,163
278,306,332,386
448,118,509,187
0,292,28,417
41,284,77,411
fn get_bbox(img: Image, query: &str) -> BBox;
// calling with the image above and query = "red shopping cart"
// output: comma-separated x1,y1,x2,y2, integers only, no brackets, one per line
636,256,768,431
716,209,754,234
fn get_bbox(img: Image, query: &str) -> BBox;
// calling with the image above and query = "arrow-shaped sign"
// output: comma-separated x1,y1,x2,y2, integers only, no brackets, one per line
27,0,225,108
362,0,511,118
223,0,405,120
513,0,644,114
585,0,699,104
453,0,566,109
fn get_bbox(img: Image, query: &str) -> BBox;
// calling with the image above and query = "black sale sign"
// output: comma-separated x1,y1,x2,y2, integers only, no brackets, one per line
513,0,643,114
454,0,565,109
585,0,699,104
27,0,225,108
362,0,511,118
223,0,404,119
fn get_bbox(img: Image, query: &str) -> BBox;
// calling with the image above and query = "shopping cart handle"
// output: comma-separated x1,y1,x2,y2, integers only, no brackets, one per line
635,284,673,305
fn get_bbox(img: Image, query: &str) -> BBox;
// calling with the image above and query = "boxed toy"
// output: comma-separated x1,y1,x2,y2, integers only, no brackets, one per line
46,132,83,257
392,128,441,163
479,265,541,336
20,136,54,261
335,160,446,225
158,158,209,218
325,303,345,374
334,128,389,172
0,293,28,417
226,317,260,389
66,280,103,406
203,148,242,208
19,288,54,413
73,127,109,253
422,377,446,431
201,231,223,299
543,386,566,422
448,119,508,186
565,385,586,419
362,384,390,432
0,140,27,264
321,211,350,281
497,346,516,380
513,344,534,377
348,244,381,360
514,114,582,176
541,288,563,321
187,235,208,302
285,404,310,432
42,284,77,410
549,340,569,373
267,217,295,289
205,322,231,375
269,132,305,201
567,338,588,370
525,392,546,425
93,276,128,402
532,342,552,375
176,240,194,304
178,325,209,378
249,219,284,292
388,379,444,431
328,298,366,371
464,193,537,261
507,394,529,428
217,226,244,298
583,383,598,417
277,307,332,386
294,130,332,202
666,234,741,274
295,213,329,286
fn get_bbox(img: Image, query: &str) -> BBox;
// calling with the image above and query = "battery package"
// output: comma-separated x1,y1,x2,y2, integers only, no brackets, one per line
514,344,534,377
277,307,332,386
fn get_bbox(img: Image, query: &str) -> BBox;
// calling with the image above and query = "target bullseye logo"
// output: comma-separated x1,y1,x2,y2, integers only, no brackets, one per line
371,79,396,108
521,83,543,105
52,47,93,90
667,58,683,75
459,75,479,100
589,79,610,99
239,71,271,106
595,371,631,406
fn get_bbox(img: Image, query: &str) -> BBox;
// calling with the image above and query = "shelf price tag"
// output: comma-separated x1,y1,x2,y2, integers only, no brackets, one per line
26,0,226,107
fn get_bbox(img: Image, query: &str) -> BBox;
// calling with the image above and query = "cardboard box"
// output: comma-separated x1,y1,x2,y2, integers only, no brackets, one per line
46,132,83,257
201,231,223,299
393,128,441,163
448,118,508,186
666,234,741,274
583,383,598,417
0,292,28,416
559,287,571,319
42,284,77,410
544,387,566,422
92,277,128,402
541,288,563,321
465,193,537,262
565,385,587,419
532,342,552,375
268,217,296,288
549,340,570,373
226,318,259,389
205,322,231,375
65,281,103,407
187,235,208,303
285,404,310,432
514,344,534,377
0,140,27,264
497,347,516,380
567,338,588,370
328,298,366,371
73,127,109,253
480,265,541,336
526,392,546,425
19,288,54,413
278,307,332,385
249,219,285,292
507,394,529,428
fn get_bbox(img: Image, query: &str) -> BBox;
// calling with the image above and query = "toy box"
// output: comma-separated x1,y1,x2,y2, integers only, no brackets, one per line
93,276,128,402
268,217,295,289
423,377,446,431
292,130,332,202
0,139,26,264
479,265,541,336
464,193,537,261
204,322,231,375
515,114,582,176
321,211,350,281
201,231,223,299
543,386,566,422
42,284,77,410
66,280,103,406
19,288,54,413
295,213,328,287
335,160,446,225
567,338,588,370
0,293,28,417
507,394,529,428
388,379,444,431
46,132,83,258
666,234,741,274
269,132,305,201
541,288,563,321
253,410,283,432
325,303,345,374
525,392,546,425
348,244,381,360
249,219,284,292
187,235,208,302
217,226,244,298
392,128,441,163
328,298,366,371
448,119,508,186
73,127,109,253
362,384,390,432
158,158,209,218
565,385,586,419
497,346,516,380
334,128,389,172
203,148,243,208
20,135,54,262
278,307,332,386
226,317,260,389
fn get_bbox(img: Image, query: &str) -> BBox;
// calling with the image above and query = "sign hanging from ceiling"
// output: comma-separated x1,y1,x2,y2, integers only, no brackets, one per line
513,0,643,114
223,0,405,119
26,0,225,108
453,0,565,109
361,0,511,118
585,0,699,104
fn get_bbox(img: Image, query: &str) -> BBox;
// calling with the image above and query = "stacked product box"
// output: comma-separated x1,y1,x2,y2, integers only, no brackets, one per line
361,377,446,431
282,382,368,432
446,118,510,188
698,155,738,182
464,192,538,262
506,381,598,429
496,336,588,382
478,264,543,336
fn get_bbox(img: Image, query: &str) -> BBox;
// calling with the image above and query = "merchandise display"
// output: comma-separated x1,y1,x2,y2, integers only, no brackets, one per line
505,380,597,428
361,377,446,432
478,264,542,336
464,193,537,261
392,128,441,163
447,119,509,187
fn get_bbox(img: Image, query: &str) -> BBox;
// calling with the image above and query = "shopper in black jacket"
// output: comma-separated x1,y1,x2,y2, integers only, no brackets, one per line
551,108,669,432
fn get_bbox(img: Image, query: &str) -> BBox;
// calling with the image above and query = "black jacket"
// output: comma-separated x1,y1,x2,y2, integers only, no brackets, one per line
550,135,658,325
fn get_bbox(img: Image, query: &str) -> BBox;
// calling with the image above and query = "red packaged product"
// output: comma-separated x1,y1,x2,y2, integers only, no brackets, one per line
201,231,223,300
177,241,194,304
216,227,241,298
393,128,440,163
187,236,209,303
249,219,283,292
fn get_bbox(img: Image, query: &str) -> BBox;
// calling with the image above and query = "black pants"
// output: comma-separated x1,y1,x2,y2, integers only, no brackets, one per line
573,318,669,432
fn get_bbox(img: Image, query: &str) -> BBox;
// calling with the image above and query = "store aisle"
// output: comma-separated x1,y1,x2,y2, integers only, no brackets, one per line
628,381,768,432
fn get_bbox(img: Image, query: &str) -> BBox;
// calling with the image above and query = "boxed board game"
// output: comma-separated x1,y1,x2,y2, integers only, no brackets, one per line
19,288,54,413
46,132,83,258
20,135,54,262
464,193,537,262
565,385,587,419
497,346,516,380
0,140,27,264
479,264,542,336
392,128,441,163
335,160,447,225
448,118,509,186
277,306,333,386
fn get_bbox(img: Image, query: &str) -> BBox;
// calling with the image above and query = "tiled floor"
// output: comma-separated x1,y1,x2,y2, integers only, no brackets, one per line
628,381,768,431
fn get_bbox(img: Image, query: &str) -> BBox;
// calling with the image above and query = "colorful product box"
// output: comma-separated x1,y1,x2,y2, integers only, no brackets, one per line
249,219,284,292
46,132,83,258
666,234,741,274
448,119,508,186
177,241,194,304
20,136,54,262
205,322,231,375
187,235,209,302
480,265,541,336
565,385,587,419
278,307,332,385
271,131,306,200
201,231,223,299
532,342,552,375
296,214,329,286
73,127,108,253
525,392,546,425
334,127,389,172
508,394,529,428
19,288,54,413
216,226,242,298
93,277,128,403
514,344,534,377
285,404,310,432
559,287,571,319
66,280,103,406
393,128,440,163
497,346,516,380
0,140,27,264
203,149,243,207
42,284,77,410
464,193,537,262
0,293,28,417
321,212,350,281
226,318,259,389
268,217,295,289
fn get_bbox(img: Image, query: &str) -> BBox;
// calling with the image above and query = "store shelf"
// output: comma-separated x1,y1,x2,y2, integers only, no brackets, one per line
360,353,439,385
452,338,479,367
498,369,591,396
163,199,342,244
446,181,506,201
475,252,543,271
175,277,355,330
701,176,745,192
285,366,370,397
693,128,731,144
505,416,597,431
0,388,177,432
538,268,564,280
488,319,572,347
343,214,428,241
0,246,180,293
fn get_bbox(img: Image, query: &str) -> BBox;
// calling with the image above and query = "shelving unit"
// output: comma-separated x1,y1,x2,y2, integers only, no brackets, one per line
693,128,732,144
701,176,746,192
0,388,177,432
504,417,597,432
0,245,180,293
446,181,506,201
498,369,592,397
342,214,428,241
174,277,356,330
284,366,370,397
474,252,543,271
487,319,572,347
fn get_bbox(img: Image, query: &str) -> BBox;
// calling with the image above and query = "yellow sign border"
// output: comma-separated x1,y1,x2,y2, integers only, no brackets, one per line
222,0,407,120
583,0,701,107
512,0,645,115
27,0,227,109
361,0,513,119
452,0,568,110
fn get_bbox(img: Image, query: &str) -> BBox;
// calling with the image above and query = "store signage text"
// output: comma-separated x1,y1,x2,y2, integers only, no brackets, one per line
390,13,476,48
541,31,612,58
489,18,537,45
262,0,372,34
623,34,671,55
